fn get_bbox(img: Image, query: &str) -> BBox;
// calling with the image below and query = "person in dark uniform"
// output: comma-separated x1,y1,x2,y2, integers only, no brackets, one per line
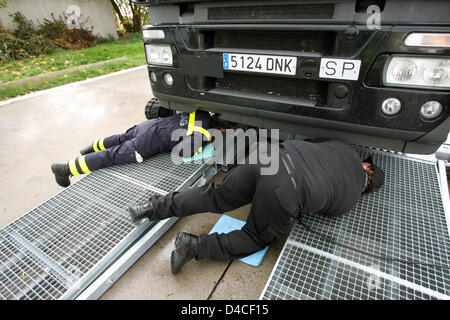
128,138,385,274
51,110,213,187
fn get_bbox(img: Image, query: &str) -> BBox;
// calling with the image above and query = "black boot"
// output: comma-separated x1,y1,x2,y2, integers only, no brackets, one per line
128,195,160,222
51,163,71,187
171,232,199,274
80,144,95,155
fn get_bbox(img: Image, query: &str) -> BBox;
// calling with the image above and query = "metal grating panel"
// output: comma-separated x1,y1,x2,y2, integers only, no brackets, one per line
263,242,438,300
0,153,206,300
104,152,208,194
261,150,450,300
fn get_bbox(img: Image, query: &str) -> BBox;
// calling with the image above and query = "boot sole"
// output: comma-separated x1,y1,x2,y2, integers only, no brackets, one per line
51,164,71,188
127,205,153,223
171,250,182,274
128,207,141,223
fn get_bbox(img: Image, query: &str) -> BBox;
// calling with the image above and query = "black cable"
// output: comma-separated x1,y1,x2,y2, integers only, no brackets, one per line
207,260,233,300
298,220,450,270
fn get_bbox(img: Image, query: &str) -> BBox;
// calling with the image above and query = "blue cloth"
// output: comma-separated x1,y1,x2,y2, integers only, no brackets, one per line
209,215,269,267
182,143,215,163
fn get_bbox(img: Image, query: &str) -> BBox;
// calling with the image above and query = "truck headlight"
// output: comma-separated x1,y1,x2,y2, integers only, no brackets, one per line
391,59,417,82
145,44,173,66
422,61,448,85
384,56,449,90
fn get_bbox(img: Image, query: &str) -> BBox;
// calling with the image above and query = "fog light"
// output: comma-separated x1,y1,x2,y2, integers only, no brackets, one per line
163,73,173,86
150,72,157,83
420,101,442,119
381,98,401,116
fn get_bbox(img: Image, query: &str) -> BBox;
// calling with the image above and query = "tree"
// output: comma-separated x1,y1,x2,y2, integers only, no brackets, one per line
110,0,149,33
0,0,7,29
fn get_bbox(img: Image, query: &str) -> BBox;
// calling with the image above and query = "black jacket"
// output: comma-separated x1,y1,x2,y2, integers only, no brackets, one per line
280,138,366,218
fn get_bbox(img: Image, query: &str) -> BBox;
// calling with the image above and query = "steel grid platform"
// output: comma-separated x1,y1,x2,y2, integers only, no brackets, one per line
261,149,450,300
0,153,212,300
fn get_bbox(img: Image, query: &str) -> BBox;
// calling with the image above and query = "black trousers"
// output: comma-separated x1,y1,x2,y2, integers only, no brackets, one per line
151,163,297,261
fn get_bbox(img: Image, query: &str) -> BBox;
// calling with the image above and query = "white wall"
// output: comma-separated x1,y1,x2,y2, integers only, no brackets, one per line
0,0,118,38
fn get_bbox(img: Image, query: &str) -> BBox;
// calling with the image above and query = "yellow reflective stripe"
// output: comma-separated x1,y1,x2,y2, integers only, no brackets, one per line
198,147,203,153
189,126,211,141
190,126,212,141
197,127,211,141
68,159,80,176
187,112,196,135
187,111,211,141
98,138,106,150
78,155,91,173
92,140,99,152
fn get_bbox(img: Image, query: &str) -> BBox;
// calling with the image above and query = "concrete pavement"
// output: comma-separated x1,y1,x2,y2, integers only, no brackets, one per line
0,67,284,300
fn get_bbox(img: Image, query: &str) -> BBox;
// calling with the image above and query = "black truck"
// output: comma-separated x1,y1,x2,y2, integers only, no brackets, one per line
133,0,449,154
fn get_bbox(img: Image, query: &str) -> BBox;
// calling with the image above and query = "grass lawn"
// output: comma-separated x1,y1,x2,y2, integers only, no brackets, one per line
0,33,146,100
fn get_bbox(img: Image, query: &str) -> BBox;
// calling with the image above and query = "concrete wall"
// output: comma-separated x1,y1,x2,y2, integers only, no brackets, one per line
0,0,118,38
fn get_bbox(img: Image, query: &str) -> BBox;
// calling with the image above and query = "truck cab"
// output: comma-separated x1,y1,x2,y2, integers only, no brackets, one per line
133,0,449,154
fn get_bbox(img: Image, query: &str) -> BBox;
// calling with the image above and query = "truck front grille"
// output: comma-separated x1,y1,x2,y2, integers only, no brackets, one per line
208,4,335,21
211,30,335,55
214,72,328,105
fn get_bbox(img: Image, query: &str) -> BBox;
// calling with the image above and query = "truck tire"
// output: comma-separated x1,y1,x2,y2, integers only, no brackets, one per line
145,98,159,119
145,98,175,119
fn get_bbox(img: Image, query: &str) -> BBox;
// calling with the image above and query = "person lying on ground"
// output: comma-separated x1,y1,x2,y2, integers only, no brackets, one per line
51,110,213,187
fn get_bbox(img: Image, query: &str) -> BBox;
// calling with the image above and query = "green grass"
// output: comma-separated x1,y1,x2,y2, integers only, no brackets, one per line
0,33,146,100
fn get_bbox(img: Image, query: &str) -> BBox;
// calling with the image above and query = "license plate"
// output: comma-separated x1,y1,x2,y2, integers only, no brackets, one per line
223,53,297,76
319,58,361,81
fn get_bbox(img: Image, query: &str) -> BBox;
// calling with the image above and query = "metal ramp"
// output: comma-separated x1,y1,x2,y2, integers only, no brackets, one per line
261,149,450,300
0,153,215,300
